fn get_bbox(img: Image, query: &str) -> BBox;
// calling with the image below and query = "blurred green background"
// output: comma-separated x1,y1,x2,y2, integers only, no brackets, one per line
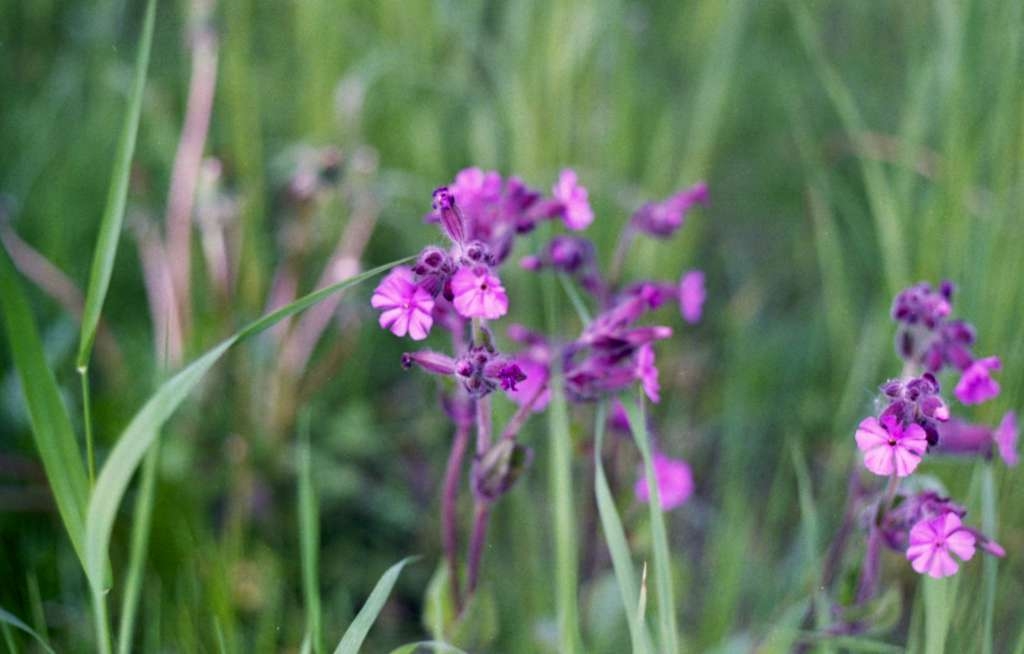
2,0,1022,651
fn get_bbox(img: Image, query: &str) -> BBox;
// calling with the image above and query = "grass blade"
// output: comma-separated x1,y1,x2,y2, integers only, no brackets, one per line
0,245,89,566
76,0,157,369
980,464,997,654
333,557,418,654
298,412,322,654
0,606,55,654
84,257,411,601
592,401,651,653
116,440,160,654
387,641,469,654
623,391,678,654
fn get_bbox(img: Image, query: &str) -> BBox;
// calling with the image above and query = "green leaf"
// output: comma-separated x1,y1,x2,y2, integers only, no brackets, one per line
592,401,651,653
333,557,419,654
298,413,323,654
0,606,55,654
623,392,679,654
76,0,157,368
387,641,469,654
0,245,89,567
84,257,411,592
116,441,160,654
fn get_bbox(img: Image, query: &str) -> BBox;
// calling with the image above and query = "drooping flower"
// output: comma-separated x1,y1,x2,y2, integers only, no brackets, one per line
635,451,694,511
855,414,928,477
552,169,594,231
636,343,661,403
955,356,1001,405
995,411,1019,467
450,265,509,319
906,513,976,578
679,270,706,324
371,267,435,340
630,182,708,238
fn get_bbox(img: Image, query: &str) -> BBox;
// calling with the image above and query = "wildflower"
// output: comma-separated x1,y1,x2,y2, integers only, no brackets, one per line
450,265,509,319
906,513,975,578
995,411,1019,467
505,357,551,412
955,356,1001,405
371,267,435,340
679,270,705,324
879,373,949,445
636,344,660,403
432,186,466,245
552,169,593,231
855,414,928,477
450,167,503,217
635,451,694,511
630,182,708,238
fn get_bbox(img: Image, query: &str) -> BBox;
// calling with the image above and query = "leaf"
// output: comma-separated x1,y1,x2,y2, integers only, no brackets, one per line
623,392,679,653
116,440,160,654
333,557,418,654
76,0,157,368
0,606,55,654
592,401,651,653
0,245,89,567
298,413,323,654
387,641,469,654
84,257,412,592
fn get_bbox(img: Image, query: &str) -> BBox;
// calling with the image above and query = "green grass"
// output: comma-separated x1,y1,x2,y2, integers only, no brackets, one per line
2,0,1023,652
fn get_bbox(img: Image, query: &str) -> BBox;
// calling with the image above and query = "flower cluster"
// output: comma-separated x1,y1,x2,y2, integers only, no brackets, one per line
891,281,1002,404
370,167,708,610
852,280,1015,581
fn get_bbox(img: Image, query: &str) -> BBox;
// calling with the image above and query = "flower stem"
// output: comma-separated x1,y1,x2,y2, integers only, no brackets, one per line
442,420,470,613
466,501,491,595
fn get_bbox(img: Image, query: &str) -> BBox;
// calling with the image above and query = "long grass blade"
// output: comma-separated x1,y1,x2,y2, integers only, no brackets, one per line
333,557,418,654
116,440,160,654
84,257,411,596
76,0,157,369
623,392,678,654
0,607,55,654
298,412,323,654
387,641,469,654
0,246,89,566
592,401,651,653
979,464,997,654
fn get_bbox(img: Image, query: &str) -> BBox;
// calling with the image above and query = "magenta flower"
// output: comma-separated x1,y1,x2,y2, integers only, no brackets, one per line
371,267,435,340
450,265,509,319
906,513,976,578
451,167,503,214
505,358,550,412
955,356,1001,405
855,415,928,477
552,169,593,231
630,182,709,238
635,452,694,511
635,344,661,403
679,270,706,324
995,411,1019,467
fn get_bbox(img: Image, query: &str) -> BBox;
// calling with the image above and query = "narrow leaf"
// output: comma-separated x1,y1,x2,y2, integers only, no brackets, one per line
387,641,469,654
623,392,679,654
116,441,160,654
0,245,89,566
592,401,651,653
84,257,411,592
334,557,419,654
0,606,55,654
298,413,323,654
77,0,157,367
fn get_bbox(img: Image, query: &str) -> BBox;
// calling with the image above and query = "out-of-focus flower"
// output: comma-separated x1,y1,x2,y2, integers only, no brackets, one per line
995,411,1019,466
371,267,434,340
552,169,593,231
679,270,705,324
955,356,1001,405
635,451,693,511
451,265,509,319
630,182,708,238
855,414,928,477
906,513,975,578
636,344,660,403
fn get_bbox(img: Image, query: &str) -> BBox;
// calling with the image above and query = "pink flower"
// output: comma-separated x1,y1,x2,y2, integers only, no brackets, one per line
855,415,928,477
630,182,709,238
995,411,1019,467
552,169,593,231
451,167,503,212
955,356,1001,405
635,452,693,511
450,265,509,319
906,513,976,578
370,267,434,340
679,270,706,324
635,344,660,403
505,358,550,412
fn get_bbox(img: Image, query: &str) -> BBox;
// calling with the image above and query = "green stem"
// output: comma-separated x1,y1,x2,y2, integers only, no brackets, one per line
80,367,96,488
